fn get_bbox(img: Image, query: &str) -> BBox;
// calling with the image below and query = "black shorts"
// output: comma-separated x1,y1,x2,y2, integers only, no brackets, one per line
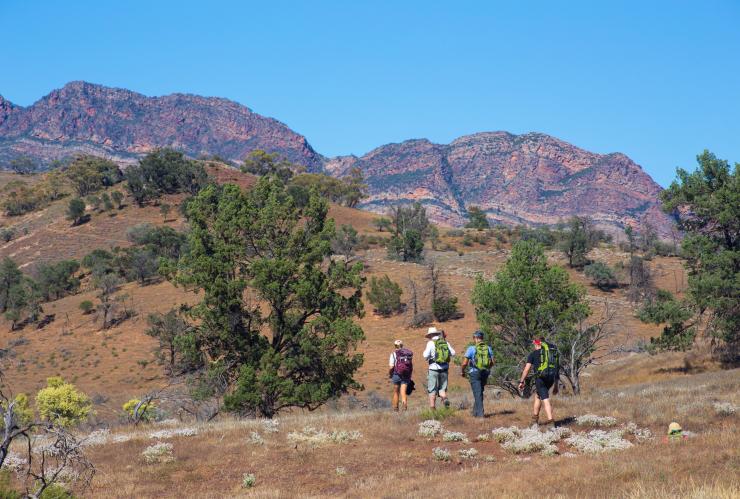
535,374,555,400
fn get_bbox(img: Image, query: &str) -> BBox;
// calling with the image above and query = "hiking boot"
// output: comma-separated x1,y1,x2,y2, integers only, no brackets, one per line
393,406,399,412
531,414,539,426
443,399,450,409
544,419,555,429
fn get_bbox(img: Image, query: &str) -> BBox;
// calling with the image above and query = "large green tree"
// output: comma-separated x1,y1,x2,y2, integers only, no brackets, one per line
659,150,739,361
169,177,365,417
472,241,598,395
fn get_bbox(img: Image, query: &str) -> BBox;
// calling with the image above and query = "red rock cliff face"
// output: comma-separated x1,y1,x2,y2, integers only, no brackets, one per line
1,82,674,235
325,132,675,236
0,81,323,170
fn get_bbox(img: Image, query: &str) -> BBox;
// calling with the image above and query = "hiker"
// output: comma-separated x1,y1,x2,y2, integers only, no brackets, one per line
389,339,413,411
423,327,455,409
518,337,559,427
461,330,493,417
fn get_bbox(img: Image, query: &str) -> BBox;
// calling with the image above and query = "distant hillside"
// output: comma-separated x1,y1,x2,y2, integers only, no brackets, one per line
325,132,675,235
0,81,323,170
0,82,675,234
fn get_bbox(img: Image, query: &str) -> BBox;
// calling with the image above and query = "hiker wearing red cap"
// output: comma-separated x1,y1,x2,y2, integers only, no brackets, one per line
518,337,559,427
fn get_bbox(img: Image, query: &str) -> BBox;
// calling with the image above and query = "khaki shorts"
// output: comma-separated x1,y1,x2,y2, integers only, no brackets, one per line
427,369,448,394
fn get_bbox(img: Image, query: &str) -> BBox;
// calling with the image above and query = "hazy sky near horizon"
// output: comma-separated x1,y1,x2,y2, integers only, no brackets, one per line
2,0,739,186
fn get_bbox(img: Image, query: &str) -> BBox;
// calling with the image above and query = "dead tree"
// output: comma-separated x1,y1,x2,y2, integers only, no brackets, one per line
0,383,94,497
558,299,618,395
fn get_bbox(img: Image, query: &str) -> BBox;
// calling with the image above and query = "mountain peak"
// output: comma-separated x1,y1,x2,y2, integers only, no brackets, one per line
1,82,324,170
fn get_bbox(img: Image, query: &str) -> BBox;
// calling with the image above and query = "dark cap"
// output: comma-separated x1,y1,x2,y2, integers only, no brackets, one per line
473,330,484,338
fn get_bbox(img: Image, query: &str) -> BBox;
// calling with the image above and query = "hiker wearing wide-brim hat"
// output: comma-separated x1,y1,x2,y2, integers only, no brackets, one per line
422,327,456,410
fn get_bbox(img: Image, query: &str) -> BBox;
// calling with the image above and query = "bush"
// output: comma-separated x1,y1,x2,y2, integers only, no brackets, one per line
0,227,15,243
446,229,464,238
79,300,94,314
142,442,175,464
419,406,457,421
465,206,490,230
125,149,208,205
432,295,459,322
35,260,80,301
584,261,618,290
35,376,92,427
366,275,403,316
409,311,433,328
122,398,157,423
66,198,87,226
242,473,256,489
65,155,122,196
1,393,33,428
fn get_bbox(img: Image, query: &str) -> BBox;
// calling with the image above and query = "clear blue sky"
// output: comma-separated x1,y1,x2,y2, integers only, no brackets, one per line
3,0,739,186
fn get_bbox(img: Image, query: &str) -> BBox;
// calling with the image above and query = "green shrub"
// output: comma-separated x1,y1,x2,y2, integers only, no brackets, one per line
584,261,618,290
432,295,459,322
367,275,403,316
79,300,94,314
419,406,457,421
35,376,92,427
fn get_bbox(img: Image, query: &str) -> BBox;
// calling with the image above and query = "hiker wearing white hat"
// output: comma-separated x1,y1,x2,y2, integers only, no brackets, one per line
422,327,456,409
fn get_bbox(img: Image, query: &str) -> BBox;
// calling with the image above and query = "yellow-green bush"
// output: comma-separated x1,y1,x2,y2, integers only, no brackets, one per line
35,377,92,428
1,393,33,428
122,398,156,422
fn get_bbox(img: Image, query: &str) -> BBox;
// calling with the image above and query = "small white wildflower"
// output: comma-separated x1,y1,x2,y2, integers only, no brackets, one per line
330,430,362,443
142,442,175,464
491,426,520,443
622,422,653,442
242,473,256,488
575,414,617,427
432,447,451,461
418,420,443,438
501,427,562,454
335,466,347,476
82,428,110,447
442,431,468,443
483,455,496,462
112,433,134,443
475,433,491,442
1,452,26,474
458,448,478,460
561,452,577,458
713,402,737,416
148,427,198,439
261,419,280,433
565,429,633,453
248,432,265,445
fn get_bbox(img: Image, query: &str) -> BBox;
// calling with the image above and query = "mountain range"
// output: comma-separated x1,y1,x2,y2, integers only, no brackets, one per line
0,81,674,234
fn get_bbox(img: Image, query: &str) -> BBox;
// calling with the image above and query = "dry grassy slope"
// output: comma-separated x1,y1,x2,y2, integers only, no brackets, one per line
0,166,708,423
81,368,739,498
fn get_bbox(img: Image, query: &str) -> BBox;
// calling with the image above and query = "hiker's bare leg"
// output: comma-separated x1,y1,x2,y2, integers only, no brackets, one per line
543,398,553,421
400,384,408,410
428,393,436,409
533,393,541,418
439,390,448,405
392,385,400,410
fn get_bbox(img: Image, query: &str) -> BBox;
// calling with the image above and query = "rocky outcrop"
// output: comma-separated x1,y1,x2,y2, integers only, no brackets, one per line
0,81,323,170
325,132,675,235
0,82,674,234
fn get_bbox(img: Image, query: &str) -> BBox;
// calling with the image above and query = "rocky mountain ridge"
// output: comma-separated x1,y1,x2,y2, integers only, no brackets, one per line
0,82,674,234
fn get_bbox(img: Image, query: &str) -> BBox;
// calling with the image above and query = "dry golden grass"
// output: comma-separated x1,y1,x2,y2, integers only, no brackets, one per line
72,367,739,498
